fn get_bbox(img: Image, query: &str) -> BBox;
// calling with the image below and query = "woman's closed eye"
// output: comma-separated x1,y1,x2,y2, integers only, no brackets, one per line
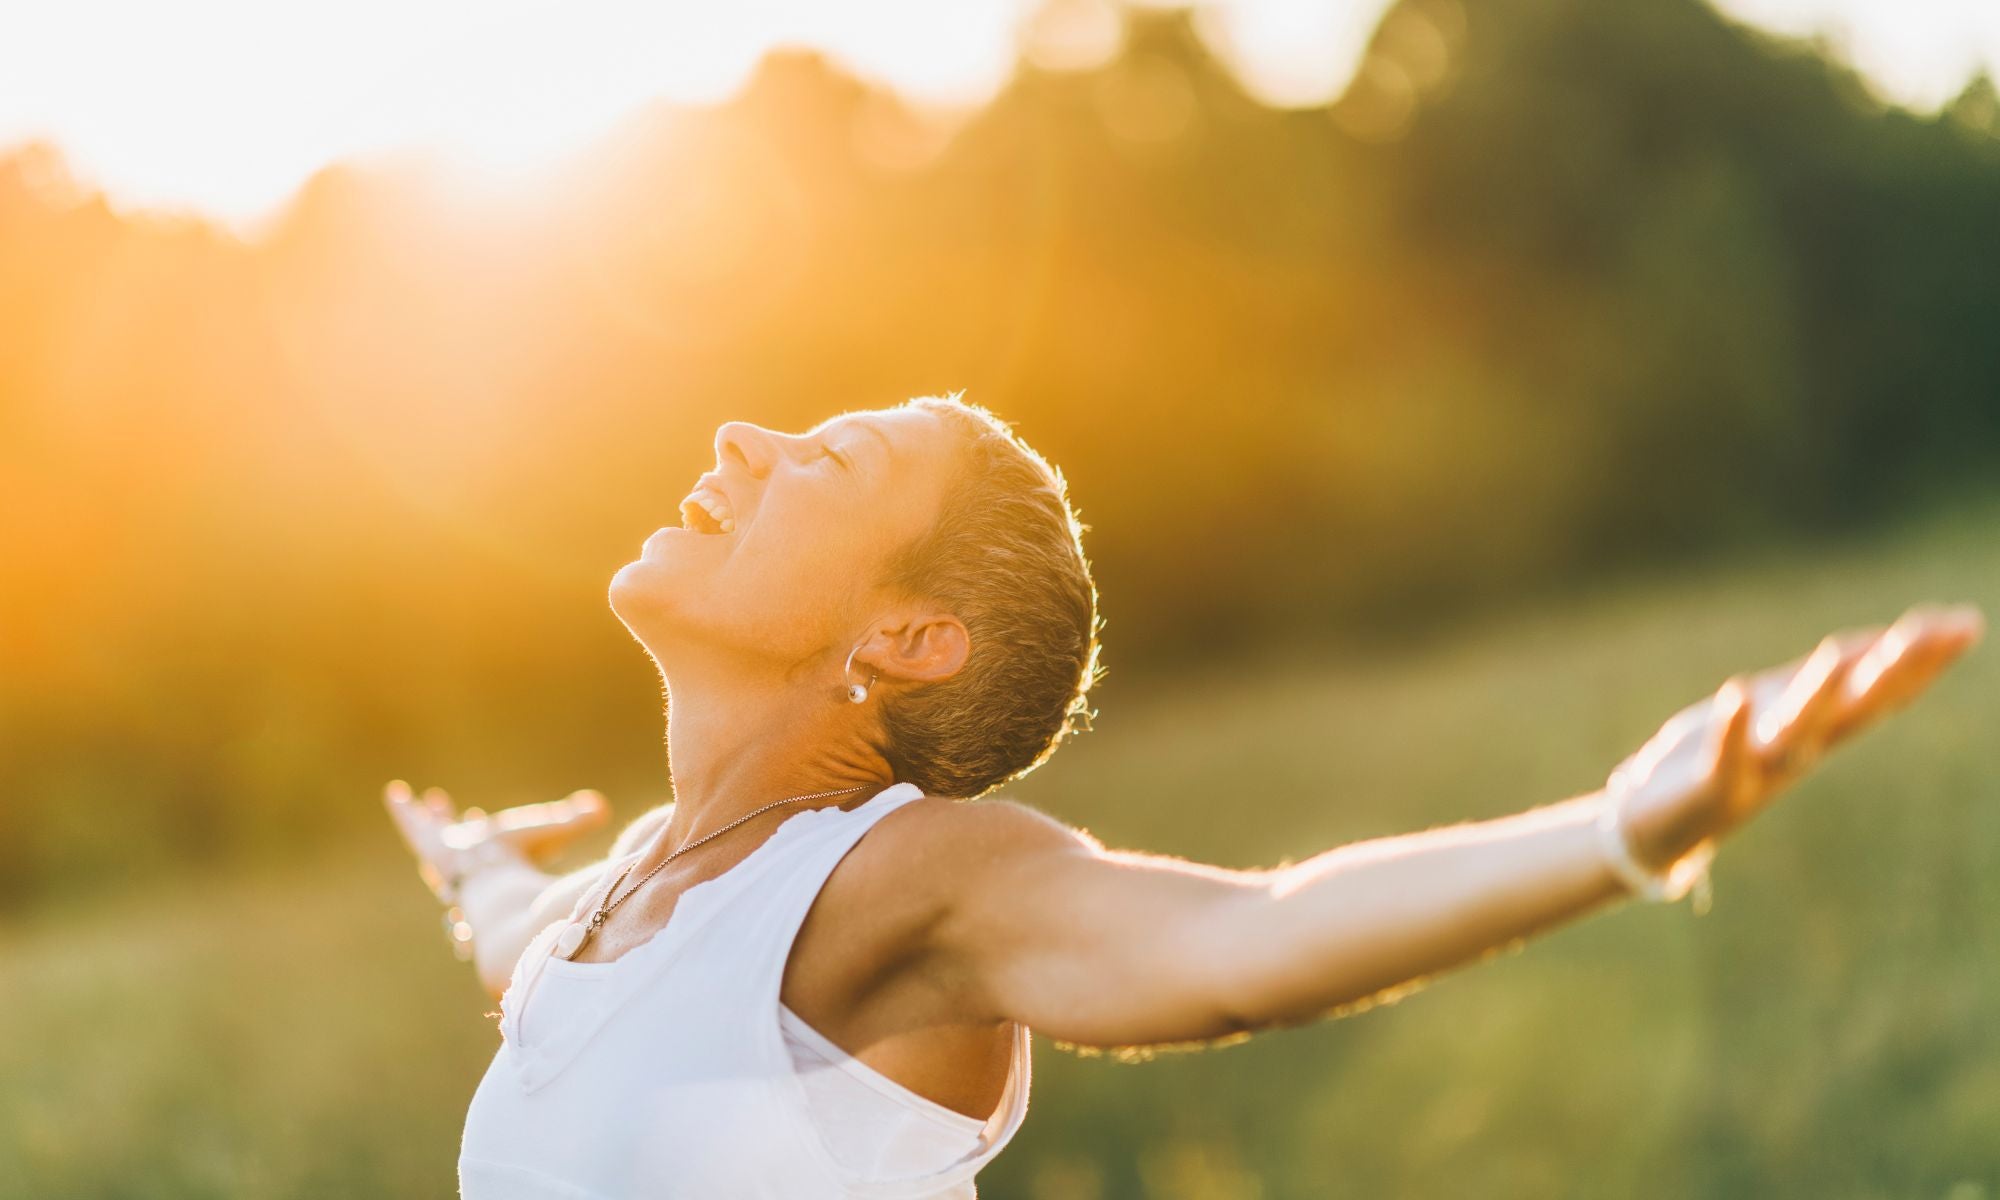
821,444,853,472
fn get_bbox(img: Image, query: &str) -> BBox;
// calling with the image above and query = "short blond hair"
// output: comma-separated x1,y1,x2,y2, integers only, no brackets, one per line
877,394,1103,798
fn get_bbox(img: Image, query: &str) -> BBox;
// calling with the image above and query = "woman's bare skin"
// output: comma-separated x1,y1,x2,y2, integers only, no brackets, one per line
392,600,1982,1118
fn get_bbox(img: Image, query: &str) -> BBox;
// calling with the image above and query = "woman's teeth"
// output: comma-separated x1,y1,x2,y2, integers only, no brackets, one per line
679,485,736,534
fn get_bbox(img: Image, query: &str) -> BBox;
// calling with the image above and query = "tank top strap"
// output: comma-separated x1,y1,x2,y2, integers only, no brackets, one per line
722,781,928,995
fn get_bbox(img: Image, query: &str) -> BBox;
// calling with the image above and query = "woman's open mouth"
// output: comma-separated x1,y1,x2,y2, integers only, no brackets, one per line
678,484,736,535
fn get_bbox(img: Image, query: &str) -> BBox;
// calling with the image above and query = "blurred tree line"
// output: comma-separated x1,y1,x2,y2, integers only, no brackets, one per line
1,0,1996,906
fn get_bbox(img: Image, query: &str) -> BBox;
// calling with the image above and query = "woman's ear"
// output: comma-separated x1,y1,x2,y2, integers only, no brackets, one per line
862,613,970,686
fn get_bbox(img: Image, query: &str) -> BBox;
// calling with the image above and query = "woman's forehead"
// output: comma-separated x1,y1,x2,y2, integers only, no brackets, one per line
813,405,944,449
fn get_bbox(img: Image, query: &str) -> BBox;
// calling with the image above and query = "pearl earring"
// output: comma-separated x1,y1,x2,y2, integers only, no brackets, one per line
843,645,878,704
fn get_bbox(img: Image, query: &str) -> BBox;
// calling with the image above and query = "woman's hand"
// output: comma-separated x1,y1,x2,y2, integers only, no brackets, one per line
383,781,611,902
1613,602,1985,876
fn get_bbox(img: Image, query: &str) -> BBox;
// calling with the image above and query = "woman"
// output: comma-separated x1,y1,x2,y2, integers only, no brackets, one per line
386,393,1983,1198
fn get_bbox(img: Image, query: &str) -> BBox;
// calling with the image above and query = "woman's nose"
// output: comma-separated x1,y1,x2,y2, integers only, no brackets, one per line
714,421,777,478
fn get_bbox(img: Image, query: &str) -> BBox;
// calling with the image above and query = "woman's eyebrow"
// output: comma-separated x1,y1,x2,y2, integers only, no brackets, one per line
844,419,895,462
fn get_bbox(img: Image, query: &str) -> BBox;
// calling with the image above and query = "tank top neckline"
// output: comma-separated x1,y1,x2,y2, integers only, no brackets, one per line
502,783,925,1060
540,782,910,979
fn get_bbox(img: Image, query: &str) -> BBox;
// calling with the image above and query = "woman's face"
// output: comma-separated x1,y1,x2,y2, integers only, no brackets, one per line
609,405,961,673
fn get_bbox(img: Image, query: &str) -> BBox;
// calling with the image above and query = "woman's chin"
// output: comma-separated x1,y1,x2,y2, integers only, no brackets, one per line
610,555,673,607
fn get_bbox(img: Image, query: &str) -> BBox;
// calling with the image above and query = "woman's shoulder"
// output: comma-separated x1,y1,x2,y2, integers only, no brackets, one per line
819,793,1102,1006
896,792,1096,840
857,793,1100,906
878,792,1082,847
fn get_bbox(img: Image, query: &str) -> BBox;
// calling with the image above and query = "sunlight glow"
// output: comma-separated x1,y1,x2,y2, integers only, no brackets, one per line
0,0,1025,226
1,0,1993,228
1712,0,2000,112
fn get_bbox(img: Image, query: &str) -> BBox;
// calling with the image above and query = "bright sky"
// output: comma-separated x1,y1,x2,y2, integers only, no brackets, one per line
1,0,1993,228
1713,0,2000,112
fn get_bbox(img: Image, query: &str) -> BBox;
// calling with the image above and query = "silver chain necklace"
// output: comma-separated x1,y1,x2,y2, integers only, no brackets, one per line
551,783,873,961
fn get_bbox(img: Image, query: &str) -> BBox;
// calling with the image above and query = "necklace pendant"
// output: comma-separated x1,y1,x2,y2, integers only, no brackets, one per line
552,921,590,961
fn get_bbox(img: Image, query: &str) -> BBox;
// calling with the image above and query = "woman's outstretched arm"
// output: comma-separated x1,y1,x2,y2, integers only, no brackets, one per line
386,786,674,998
943,785,1624,1047
909,604,1982,1051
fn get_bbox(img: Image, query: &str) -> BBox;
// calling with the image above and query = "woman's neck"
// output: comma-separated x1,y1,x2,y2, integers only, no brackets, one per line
658,665,893,852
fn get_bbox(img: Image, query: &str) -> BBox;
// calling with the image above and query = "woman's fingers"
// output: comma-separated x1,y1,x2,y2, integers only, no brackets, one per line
428,789,614,860
1720,624,1881,755
1744,602,1980,782
384,778,603,897
1753,635,1854,785
423,786,457,820
1827,604,1983,744
384,779,433,849
1706,677,1756,815
1611,602,1983,859
491,790,608,836
384,779,458,900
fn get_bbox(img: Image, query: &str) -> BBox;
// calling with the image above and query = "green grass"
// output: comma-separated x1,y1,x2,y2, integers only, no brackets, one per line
4,494,1998,1199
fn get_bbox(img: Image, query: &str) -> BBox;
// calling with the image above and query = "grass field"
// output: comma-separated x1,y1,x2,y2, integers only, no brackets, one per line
4,495,1997,1199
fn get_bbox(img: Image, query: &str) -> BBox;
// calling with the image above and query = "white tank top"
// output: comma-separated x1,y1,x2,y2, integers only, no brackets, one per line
460,782,1032,1198
512,980,987,1177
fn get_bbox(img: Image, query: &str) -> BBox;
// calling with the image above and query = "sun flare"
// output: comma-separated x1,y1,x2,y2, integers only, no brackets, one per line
0,0,1991,228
